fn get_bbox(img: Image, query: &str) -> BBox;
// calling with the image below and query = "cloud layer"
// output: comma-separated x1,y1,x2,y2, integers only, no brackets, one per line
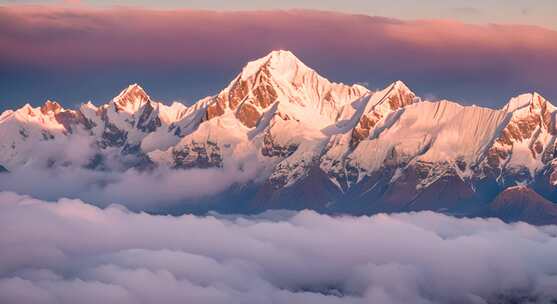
1,6,556,110
1,191,557,303
0,133,261,211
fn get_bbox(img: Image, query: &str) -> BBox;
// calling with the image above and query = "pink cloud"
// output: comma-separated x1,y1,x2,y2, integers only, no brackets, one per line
0,6,556,105
2,6,555,67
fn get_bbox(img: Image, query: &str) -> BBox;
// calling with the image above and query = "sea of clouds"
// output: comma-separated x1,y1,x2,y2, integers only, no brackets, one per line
0,133,261,211
1,191,557,304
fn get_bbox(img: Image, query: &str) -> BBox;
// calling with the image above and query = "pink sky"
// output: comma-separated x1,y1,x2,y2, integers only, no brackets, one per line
1,5,556,109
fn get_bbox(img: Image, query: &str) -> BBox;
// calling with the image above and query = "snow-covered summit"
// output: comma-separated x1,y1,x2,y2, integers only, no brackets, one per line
240,50,310,80
203,50,369,129
502,92,555,113
112,83,151,113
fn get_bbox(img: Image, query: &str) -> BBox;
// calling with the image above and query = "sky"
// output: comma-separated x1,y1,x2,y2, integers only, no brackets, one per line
0,1,556,111
4,0,557,30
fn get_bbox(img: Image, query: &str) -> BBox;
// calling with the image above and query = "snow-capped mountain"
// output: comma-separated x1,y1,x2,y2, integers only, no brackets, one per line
1,50,556,223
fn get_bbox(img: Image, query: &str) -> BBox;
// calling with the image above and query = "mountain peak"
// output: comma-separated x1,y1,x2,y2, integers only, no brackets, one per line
531,92,555,110
503,92,555,113
371,80,418,111
392,80,411,92
240,50,310,80
265,49,301,64
487,186,557,225
203,50,369,127
40,100,62,115
267,49,297,60
349,81,418,147
116,83,148,99
113,83,151,112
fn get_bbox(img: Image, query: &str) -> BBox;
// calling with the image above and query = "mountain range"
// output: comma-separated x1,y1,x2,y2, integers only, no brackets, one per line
2,50,557,224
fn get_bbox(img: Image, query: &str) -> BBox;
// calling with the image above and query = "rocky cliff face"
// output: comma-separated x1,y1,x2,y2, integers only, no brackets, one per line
2,50,557,224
